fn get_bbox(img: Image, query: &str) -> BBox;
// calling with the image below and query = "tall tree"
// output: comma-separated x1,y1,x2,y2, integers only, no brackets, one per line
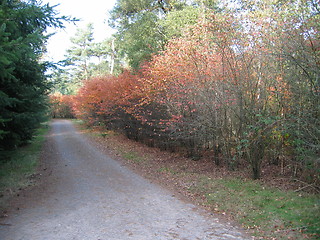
52,27,119,95
90,38,121,75
65,23,95,83
0,0,72,151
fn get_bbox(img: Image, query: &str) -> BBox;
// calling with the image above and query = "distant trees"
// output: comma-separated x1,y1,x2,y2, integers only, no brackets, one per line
66,23,95,82
50,24,121,95
70,0,319,182
51,0,212,95
0,0,71,151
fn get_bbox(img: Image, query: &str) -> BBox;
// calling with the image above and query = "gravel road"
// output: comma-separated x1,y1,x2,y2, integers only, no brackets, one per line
0,119,250,240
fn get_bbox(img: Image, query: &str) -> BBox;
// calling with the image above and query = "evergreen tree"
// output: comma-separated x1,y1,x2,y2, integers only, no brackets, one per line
65,23,95,83
0,0,72,150
52,25,118,95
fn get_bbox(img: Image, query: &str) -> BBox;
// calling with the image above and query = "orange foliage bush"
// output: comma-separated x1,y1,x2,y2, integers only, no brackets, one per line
71,13,319,181
49,94,75,119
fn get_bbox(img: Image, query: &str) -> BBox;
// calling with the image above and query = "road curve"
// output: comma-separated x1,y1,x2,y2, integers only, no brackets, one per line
0,119,250,240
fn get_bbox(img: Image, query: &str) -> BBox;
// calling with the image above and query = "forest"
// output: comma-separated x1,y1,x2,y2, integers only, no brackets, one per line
0,0,318,184
51,0,319,183
0,1,318,238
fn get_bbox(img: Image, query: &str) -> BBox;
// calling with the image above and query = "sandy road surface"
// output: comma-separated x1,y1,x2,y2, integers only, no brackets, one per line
0,119,250,240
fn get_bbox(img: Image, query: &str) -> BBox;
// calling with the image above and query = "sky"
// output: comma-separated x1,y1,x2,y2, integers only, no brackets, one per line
43,0,117,62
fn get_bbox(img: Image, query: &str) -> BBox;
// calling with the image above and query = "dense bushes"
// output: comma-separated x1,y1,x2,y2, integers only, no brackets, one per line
72,9,319,182
49,94,75,119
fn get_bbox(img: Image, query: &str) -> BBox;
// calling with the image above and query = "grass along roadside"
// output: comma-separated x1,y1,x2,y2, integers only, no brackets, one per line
0,123,49,209
128,150,319,239
77,123,320,240
195,177,320,239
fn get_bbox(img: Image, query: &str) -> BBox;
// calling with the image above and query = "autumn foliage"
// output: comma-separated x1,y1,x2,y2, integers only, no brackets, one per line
49,94,75,119
70,11,319,182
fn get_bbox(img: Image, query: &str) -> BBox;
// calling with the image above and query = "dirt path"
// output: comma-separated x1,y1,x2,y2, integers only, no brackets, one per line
0,119,250,240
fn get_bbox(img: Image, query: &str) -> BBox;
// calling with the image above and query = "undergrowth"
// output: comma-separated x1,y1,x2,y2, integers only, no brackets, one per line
0,123,49,209
193,177,320,239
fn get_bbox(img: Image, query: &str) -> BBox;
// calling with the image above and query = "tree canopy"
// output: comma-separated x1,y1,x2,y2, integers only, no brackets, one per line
109,0,207,69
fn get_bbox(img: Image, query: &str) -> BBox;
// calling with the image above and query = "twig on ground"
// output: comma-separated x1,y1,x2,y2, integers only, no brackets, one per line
0,223,12,226
293,179,320,193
